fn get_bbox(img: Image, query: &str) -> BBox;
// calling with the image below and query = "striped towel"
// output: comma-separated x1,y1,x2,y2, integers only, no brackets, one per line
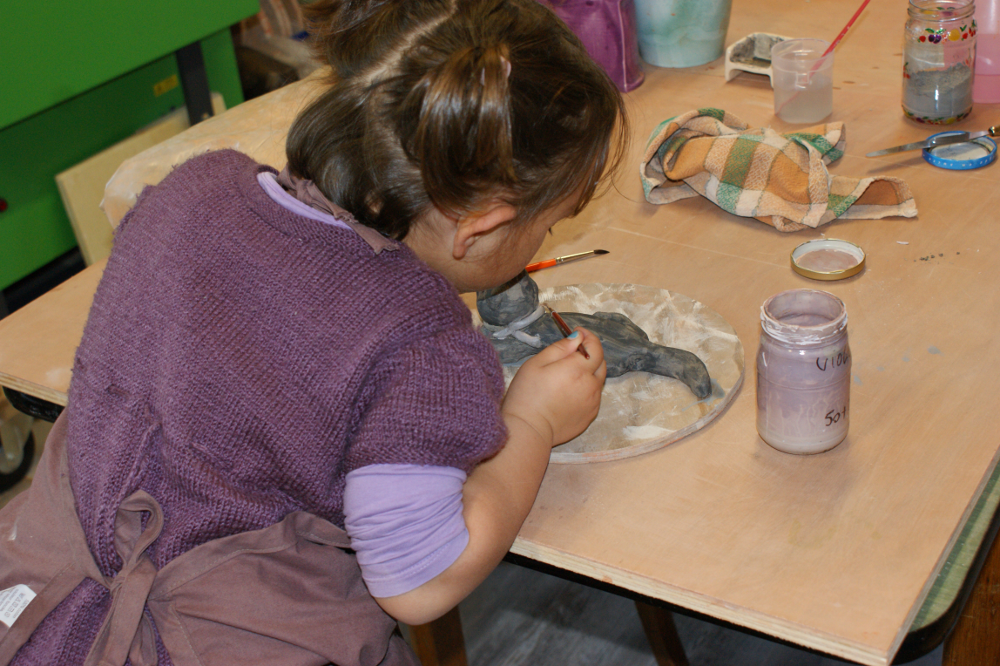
640,108,917,232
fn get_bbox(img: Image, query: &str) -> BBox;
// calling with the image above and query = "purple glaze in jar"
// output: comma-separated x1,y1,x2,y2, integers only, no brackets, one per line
756,289,850,454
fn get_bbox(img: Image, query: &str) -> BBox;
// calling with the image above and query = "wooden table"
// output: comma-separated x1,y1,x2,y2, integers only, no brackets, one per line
2,1,1000,664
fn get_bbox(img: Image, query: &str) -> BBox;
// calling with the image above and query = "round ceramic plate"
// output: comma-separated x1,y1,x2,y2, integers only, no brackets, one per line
475,283,745,464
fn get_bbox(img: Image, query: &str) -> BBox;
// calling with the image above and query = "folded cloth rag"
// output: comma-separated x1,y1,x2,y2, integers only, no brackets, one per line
640,108,917,232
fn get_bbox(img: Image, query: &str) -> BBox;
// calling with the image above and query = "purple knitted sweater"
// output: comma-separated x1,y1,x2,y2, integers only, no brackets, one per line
15,149,507,664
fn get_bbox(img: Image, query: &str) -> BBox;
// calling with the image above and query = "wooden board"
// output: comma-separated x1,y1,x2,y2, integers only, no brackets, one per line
0,260,104,406
101,72,327,228
55,93,226,265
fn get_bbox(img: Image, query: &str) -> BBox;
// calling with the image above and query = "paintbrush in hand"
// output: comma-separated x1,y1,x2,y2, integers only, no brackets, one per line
542,303,590,359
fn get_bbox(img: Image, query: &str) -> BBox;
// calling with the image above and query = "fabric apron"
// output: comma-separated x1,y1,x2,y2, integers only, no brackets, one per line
0,412,419,666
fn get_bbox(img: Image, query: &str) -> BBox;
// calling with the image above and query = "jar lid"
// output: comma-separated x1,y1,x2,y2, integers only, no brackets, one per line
791,239,866,280
923,132,997,170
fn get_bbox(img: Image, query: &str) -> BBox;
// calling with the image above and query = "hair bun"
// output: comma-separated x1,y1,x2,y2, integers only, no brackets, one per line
400,42,516,215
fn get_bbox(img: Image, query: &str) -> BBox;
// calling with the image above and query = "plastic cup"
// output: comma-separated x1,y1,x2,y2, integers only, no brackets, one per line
633,0,733,68
771,38,834,124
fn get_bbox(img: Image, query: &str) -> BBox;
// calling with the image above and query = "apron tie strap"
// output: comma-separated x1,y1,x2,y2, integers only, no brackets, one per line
84,491,164,666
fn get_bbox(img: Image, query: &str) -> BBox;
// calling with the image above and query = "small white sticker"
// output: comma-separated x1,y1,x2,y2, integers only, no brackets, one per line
0,585,36,628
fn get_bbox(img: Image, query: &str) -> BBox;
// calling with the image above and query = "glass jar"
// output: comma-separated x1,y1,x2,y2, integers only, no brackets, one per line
756,289,850,455
903,0,977,124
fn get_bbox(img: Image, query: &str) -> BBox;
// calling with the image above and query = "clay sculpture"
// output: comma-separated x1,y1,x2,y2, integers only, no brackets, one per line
477,272,713,399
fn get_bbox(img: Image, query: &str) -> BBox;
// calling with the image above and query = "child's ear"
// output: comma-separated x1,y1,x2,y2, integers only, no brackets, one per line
452,203,518,259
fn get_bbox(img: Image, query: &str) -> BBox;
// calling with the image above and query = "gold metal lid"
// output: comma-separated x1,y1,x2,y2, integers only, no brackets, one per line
790,238,866,281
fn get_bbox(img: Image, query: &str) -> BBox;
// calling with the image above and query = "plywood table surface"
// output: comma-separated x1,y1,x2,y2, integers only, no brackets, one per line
512,2,1000,665
0,1,997,665
0,259,104,406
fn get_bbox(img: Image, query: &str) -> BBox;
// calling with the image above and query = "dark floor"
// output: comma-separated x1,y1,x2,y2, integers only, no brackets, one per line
458,561,944,666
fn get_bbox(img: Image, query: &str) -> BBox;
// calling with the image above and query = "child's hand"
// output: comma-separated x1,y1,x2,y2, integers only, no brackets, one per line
503,328,606,447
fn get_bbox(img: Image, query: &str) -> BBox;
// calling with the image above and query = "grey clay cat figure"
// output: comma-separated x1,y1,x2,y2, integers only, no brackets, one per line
477,272,713,399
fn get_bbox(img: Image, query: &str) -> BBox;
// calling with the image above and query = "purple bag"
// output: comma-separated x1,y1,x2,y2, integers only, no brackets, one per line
542,0,644,92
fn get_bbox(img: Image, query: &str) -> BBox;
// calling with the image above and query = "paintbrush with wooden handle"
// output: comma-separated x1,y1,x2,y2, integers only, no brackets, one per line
542,303,590,359
526,249,608,272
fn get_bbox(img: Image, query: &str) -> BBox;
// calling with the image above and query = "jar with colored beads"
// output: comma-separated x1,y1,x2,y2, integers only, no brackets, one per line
903,0,978,124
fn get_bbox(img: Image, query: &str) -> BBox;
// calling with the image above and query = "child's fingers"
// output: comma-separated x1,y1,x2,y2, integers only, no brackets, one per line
532,330,590,363
528,328,605,378
570,328,605,377
505,328,607,446
594,356,608,383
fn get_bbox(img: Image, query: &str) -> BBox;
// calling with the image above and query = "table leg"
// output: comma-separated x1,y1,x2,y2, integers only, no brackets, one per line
942,528,1000,665
635,600,690,666
175,42,215,126
407,607,468,666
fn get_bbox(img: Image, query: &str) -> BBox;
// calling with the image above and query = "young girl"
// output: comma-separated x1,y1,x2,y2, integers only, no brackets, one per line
0,0,627,663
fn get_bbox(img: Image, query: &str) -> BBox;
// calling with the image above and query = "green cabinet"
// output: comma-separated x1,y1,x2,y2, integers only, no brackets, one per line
0,1,259,290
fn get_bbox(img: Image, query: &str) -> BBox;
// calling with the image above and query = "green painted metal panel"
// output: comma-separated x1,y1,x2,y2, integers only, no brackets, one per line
0,0,258,130
0,29,245,290
201,28,246,111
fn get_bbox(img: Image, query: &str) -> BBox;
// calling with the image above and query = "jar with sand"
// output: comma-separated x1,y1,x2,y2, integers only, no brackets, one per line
756,289,851,455
902,0,977,124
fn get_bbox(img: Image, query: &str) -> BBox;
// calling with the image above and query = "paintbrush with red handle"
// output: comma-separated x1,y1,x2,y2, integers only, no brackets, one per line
542,303,590,359
526,249,608,272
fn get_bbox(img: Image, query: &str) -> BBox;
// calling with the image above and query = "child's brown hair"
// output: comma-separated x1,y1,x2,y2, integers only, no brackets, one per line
286,0,628,240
